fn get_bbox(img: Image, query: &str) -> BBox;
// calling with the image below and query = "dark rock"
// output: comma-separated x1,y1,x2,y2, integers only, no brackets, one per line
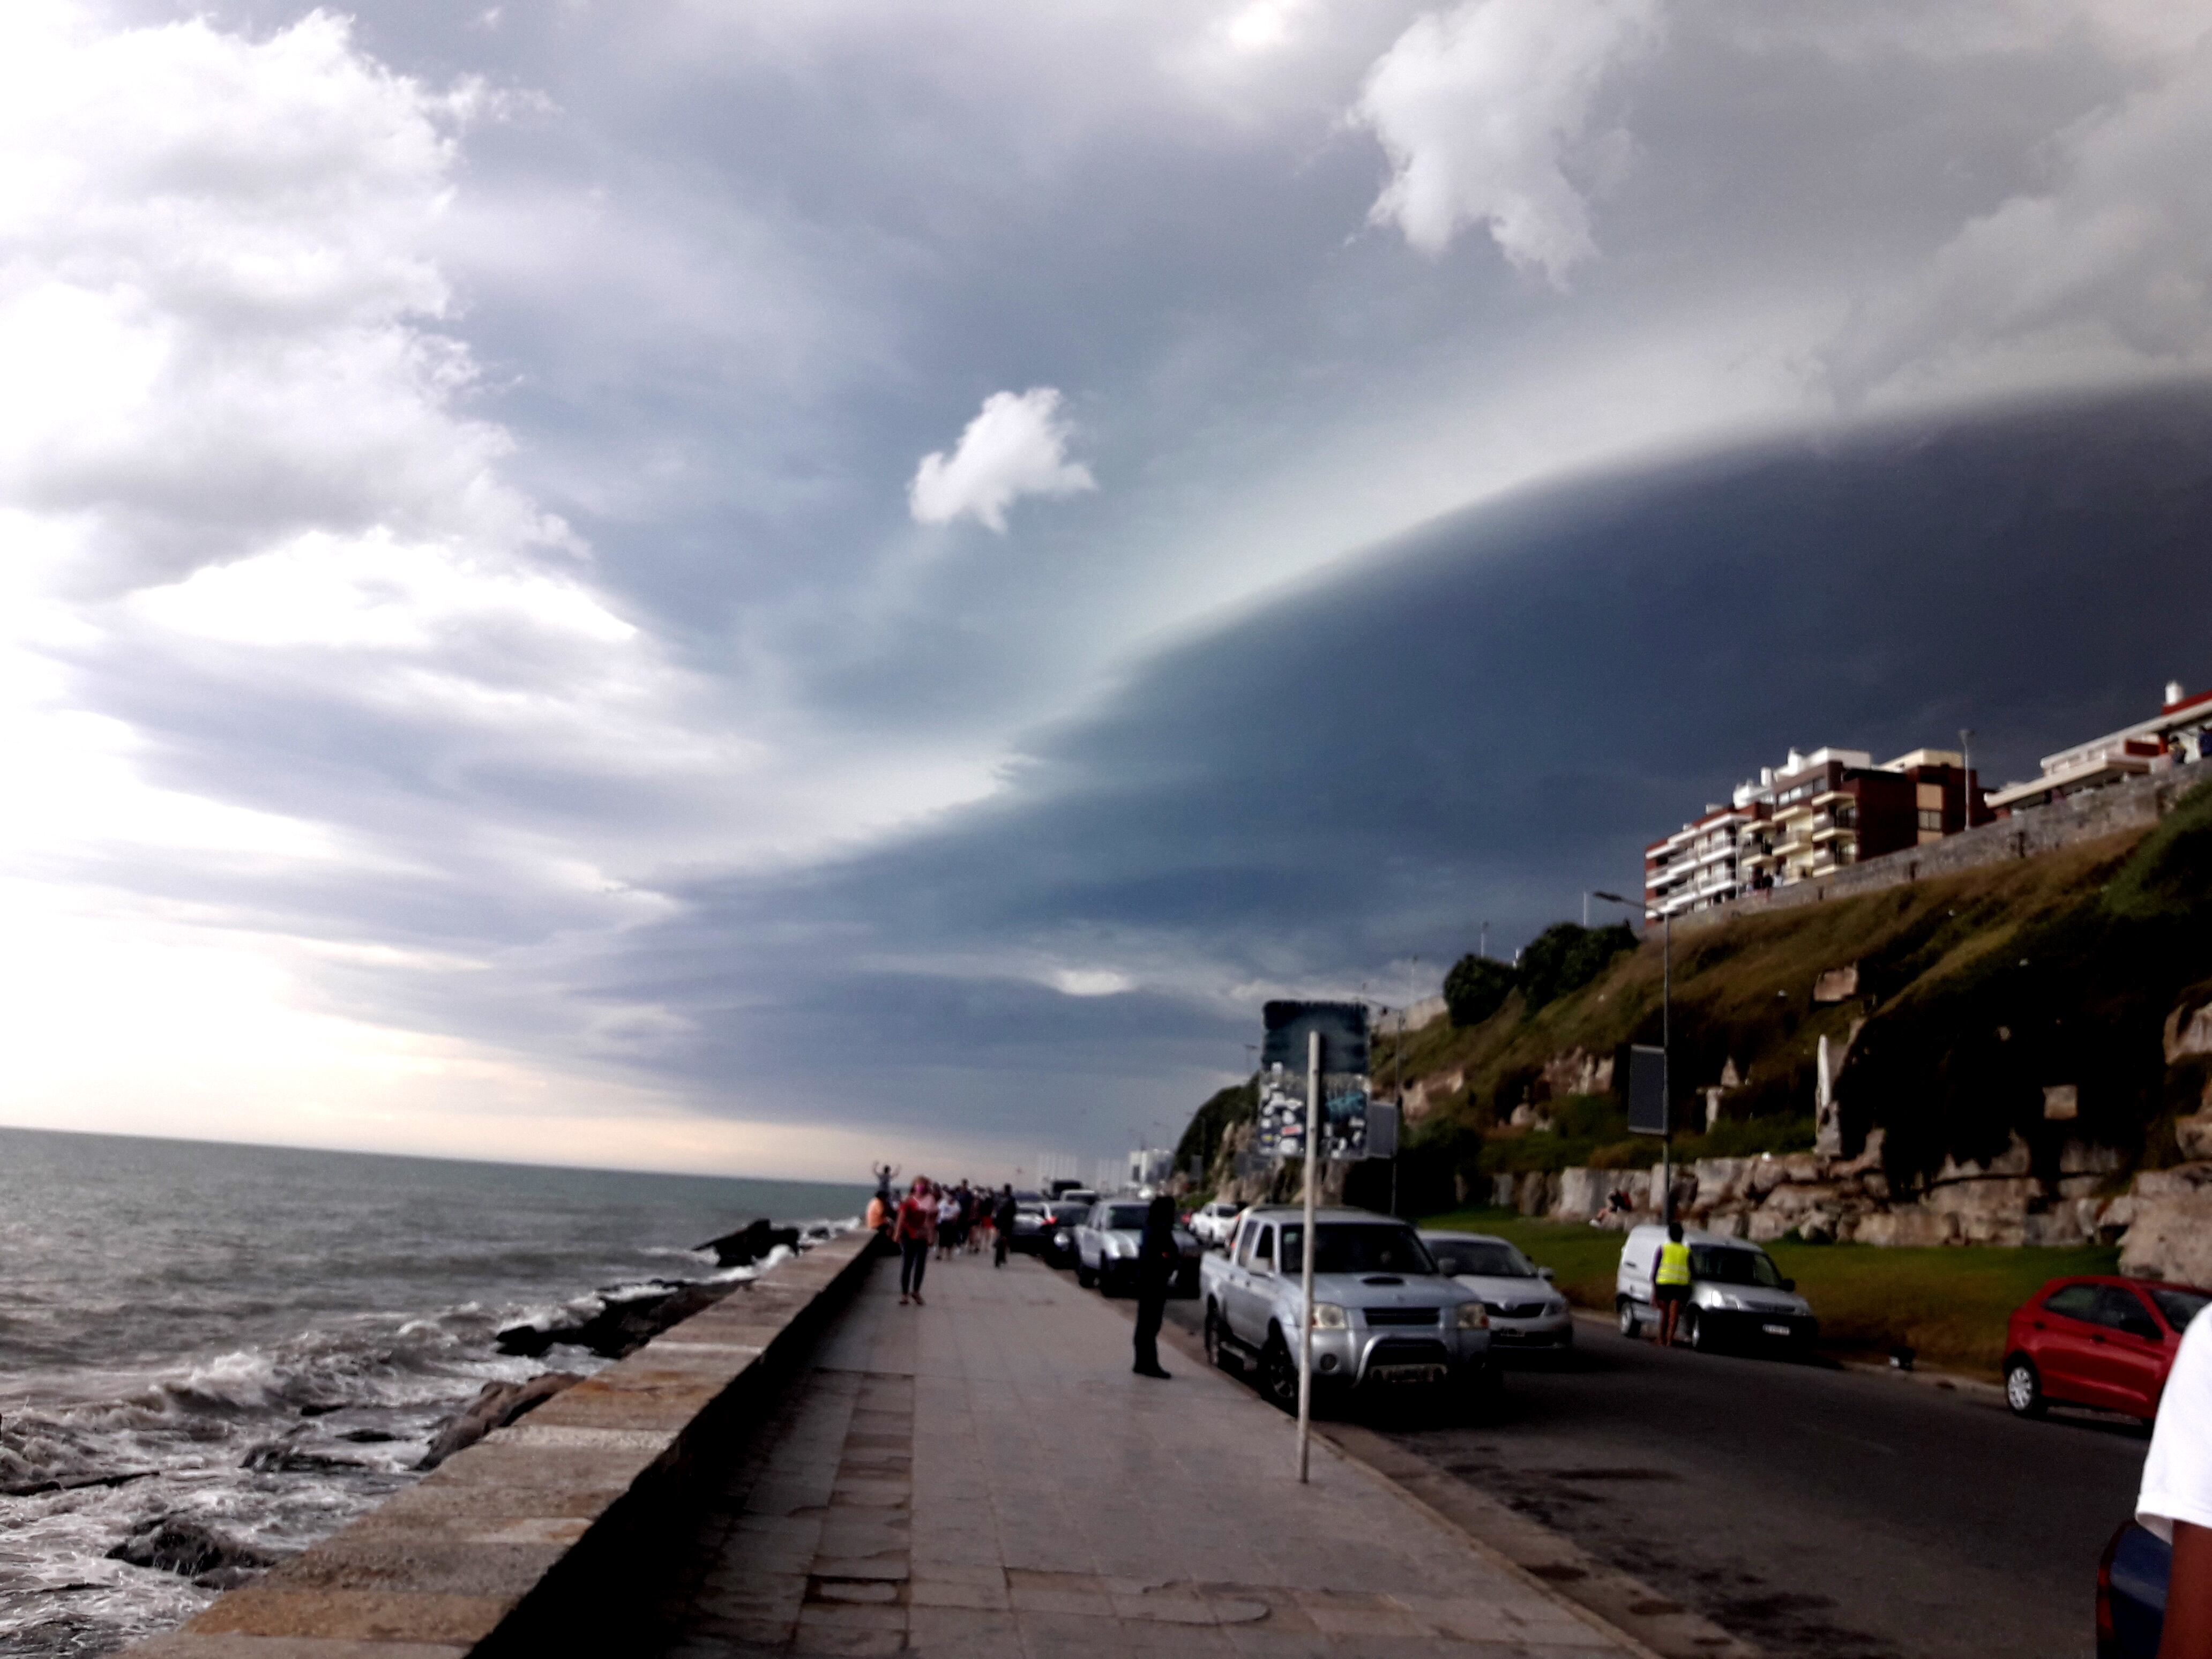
696,1218,800,1269
240,1443,369,1474
108,1516,274,1580
417,1371,583,1469
495,1280,739,1361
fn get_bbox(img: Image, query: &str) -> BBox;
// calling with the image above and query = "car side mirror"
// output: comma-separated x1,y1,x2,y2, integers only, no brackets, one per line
1538,1267,1555,1281
1781,1278,1796,1292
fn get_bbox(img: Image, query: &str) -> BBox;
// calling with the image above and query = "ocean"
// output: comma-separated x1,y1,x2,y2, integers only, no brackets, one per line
0,1126,869,1656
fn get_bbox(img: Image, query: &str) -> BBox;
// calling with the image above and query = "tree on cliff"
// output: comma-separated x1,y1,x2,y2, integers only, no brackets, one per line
1518,922,1639,1010
1174,1077,1258,1186
1444,955,1517,1027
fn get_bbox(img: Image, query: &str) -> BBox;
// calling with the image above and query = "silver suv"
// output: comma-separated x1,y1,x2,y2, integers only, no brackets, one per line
1199,1206,1490,1407
1073,1199,1200,1295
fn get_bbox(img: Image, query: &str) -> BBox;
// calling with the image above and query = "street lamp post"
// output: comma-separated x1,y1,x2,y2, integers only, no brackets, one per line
1592,888,1671,1224
1959,727,1976,831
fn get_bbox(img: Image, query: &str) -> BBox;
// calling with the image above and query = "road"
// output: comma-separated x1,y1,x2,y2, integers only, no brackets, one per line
1139,1292,2148,1658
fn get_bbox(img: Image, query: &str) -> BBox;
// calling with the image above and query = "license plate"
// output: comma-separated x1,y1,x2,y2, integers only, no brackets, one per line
1368,1364,1448,1385
1762,1322,1792,1336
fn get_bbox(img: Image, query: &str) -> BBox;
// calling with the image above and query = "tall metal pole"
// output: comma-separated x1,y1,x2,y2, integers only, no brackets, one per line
1297,1028,1319,1482
1662,910,1673,1227
1959,728,1975,831
1392,1002,1405,1217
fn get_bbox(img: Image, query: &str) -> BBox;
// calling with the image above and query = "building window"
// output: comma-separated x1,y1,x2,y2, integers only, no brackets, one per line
1918,808,1944,831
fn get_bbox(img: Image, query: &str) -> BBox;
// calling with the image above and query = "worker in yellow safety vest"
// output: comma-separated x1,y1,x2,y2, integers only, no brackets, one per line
1654,1221,1693,1347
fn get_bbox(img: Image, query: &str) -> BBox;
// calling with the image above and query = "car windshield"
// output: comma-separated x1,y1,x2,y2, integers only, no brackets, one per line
1279,1223,1436,1276
1048,1204,1088,1223
2153,1289,2210,1331
1691,1245,1784,1288
1105,1205,1149,1229
1430,1241,1533,1279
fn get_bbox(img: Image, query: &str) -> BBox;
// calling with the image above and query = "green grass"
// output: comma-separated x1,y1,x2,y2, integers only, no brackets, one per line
1419,1207,2119,1377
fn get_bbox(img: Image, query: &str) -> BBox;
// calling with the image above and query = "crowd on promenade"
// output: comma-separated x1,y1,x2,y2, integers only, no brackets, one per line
863,1172,1017,1304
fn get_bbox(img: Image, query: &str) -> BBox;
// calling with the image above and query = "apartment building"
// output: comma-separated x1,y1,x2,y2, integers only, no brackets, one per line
1644,745,1985,920
1986,682,2212,814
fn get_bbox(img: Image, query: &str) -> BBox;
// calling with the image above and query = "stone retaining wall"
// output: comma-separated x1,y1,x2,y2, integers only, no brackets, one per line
1673,757,2212,935
1493,1132,2133,1249
127,1228,879,1659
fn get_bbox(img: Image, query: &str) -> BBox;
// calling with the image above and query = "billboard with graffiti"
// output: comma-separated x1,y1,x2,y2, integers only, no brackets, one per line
1254,1000,1373,1161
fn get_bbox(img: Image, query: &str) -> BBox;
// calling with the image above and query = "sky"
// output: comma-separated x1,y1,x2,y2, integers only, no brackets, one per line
5,0,2212,1182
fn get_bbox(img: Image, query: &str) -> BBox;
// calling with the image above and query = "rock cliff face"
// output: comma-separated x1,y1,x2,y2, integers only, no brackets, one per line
1500,1132,2135,1249
2120,1164,2212,1286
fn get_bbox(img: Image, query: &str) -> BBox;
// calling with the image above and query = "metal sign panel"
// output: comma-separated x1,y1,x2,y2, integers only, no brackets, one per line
1365,1101,1400,1161
1256,1001,1373,1160
1626,1044,1669,1137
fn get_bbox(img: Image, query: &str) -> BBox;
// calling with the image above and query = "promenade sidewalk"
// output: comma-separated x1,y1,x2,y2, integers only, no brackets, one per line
648,1247,1639,1657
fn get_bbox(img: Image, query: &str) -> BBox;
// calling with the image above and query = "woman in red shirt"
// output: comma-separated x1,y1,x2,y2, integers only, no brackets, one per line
894,1178,937,1305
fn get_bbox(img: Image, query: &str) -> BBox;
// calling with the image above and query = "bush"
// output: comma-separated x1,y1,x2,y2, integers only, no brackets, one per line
1516,922,1638,1011
1444,954,1517,1027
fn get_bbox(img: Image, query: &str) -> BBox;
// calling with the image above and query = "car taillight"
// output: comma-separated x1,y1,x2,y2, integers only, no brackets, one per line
2096,1522,2123,1656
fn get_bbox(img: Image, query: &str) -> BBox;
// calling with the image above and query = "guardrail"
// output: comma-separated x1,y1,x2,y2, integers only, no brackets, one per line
128,1228,880,1658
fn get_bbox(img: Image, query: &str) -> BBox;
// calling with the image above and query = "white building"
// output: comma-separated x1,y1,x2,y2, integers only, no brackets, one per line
1986,682,2212,815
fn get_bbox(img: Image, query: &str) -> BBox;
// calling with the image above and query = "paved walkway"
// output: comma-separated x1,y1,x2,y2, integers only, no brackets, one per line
647,1247,1637,1657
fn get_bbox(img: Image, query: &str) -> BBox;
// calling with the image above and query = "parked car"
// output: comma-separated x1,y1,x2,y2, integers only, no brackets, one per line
1189,1200,1244,1249
1038,1199,1090,1267
1199,1205,1490,1409
2097,1520,2169,1658
1006,1196,1052,1254
2003,1276,2210,1421
1615,1225,1817,1352
1422,1230,1574,1350
1074,1200,1201,1295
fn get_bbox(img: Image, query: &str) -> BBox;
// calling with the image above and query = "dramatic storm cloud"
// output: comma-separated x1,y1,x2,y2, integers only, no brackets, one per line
6,0,2212,1178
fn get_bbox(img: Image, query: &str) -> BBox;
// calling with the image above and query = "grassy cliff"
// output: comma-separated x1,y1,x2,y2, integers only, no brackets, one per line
1373,780,2212,1209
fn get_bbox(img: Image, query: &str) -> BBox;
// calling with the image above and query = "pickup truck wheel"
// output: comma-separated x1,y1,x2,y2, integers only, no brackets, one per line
1076,1257,1096,1289
2004,1356,2046,1418
1616,1297,1639,1338
1205,1305,1234,1372
1261,1332,1298,1411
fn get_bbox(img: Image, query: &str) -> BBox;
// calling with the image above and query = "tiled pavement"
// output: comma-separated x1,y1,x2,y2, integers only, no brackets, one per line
647,1249,1638,1658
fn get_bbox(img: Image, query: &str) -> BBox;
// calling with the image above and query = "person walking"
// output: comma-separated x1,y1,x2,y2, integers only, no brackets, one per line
992,1185,1017,1268
1132,1194,1179,1380
895,1178,936,1305
936,1184,961,1261
1654,1221,1693,1346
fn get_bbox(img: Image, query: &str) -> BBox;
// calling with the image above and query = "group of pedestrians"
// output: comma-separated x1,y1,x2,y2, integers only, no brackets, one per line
865,1175,1019,1305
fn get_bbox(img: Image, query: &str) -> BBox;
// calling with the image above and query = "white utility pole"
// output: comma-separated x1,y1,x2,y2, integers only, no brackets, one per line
1297,1028,1319,1482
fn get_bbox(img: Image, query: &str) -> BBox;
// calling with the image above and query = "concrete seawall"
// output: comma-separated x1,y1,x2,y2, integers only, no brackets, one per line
127,1229,879,1658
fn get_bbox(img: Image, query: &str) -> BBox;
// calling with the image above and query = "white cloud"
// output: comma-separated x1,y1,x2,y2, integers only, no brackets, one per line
1351,0,1661,283
1050,968,1135,997
1828,45,2212,398
908,387,1098,532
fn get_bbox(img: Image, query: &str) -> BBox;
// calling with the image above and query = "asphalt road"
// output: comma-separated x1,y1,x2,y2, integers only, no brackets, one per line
1144,1292,2148,1659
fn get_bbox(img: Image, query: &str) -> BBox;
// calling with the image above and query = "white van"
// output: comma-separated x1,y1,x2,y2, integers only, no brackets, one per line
1615,1224,1817,1352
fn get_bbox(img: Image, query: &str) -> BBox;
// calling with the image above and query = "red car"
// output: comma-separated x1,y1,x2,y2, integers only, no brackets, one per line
2004,1276,2210,1422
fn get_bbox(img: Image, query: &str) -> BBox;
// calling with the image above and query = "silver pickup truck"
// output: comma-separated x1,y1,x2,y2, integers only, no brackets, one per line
1198,1205,1490,1408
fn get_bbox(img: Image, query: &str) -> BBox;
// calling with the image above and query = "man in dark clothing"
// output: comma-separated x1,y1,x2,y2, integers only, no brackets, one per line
992,1185,1017,1268
1132,1194,1179,1379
